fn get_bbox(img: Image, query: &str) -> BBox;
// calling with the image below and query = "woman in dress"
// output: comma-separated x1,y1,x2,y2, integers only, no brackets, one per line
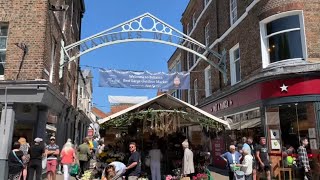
18,137,30,180
8,141,25,180
60,139,77,180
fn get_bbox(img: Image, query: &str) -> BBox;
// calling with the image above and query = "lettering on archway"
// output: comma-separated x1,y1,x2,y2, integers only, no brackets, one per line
61,13,228,83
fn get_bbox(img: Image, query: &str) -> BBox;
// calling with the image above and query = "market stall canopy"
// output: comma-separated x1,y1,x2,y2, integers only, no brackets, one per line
229,118,261,130
98,93,230,129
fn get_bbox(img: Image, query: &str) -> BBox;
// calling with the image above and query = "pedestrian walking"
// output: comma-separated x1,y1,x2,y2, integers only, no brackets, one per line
221,145,242,180
92,137,98,159
182,139,195,178
60,139,77,180
18,137,30,180
8,141,25,180
27,137,45,180
125,142,141,180
244,137,256,180
298,137,312,180
98,140,105,154
149,143,162,180
236,147,253,180
256,137,271,180
78,137,91,176
46,136,60,180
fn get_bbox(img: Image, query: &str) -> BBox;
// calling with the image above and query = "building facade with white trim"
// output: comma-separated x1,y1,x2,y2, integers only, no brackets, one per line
168,0,320,177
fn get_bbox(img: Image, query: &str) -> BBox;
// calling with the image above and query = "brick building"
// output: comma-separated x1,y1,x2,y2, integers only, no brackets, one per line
168,0,320,177
0,0,90,177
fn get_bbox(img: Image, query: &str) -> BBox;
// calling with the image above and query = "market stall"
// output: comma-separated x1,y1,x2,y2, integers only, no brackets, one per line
98,93,230,179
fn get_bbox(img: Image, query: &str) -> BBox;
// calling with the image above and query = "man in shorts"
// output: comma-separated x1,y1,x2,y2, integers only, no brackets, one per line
256,137,271,180
46,136,60,180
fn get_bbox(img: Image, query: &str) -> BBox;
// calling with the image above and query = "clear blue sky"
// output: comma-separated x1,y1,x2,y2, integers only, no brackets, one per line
81,0,189,113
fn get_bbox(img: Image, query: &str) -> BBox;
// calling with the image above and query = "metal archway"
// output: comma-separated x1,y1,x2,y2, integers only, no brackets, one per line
61,13,227,83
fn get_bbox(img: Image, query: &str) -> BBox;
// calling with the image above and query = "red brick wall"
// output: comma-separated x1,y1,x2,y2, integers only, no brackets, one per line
1,0,48,80
0,0,84,107
178,0,320,105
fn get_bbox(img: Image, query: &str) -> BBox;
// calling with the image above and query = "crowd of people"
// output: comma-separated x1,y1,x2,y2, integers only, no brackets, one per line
100,139,197,180
7,134,313,180
220,136,312,180
7,136,100,180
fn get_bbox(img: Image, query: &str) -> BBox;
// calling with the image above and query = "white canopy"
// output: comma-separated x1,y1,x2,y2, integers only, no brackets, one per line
99,93,230,129
108,95,148,104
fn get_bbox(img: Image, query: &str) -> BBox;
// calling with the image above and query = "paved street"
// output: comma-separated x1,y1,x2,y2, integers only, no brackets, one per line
55,167,229,180
57,174,76,180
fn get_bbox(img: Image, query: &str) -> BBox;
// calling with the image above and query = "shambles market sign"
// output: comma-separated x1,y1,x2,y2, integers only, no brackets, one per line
99,69,190,89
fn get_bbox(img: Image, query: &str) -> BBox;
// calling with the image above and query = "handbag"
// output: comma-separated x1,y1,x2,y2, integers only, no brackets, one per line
42,156,47,169
70,164,79,176
181,177,190,180
234,171,245,180
12,150,24,167
145,156,151,167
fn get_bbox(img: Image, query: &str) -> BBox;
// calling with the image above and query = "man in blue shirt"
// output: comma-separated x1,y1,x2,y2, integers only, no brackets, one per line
221,145,242,180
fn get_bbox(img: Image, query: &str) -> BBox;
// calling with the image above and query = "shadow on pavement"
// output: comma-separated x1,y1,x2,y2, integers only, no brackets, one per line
208,166,229,176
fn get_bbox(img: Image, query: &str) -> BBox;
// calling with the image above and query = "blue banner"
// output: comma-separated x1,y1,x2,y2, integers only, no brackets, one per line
99,69,190,89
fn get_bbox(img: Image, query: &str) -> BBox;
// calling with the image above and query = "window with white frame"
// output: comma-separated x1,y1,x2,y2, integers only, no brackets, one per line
204,0,210,7
0,23,8,76
230,0,237,25
193,44,197,64
205,66,212,97
176,60,181,72
79,87,83,98
229,43,241,85
192,12,196,27
194,79,198,105
260,11,306,68
186,23,190,35
187,43,194,69
49,38,57,83
205,23,210,46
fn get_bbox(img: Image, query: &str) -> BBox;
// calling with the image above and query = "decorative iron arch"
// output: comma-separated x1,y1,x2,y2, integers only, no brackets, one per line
61,13,227,83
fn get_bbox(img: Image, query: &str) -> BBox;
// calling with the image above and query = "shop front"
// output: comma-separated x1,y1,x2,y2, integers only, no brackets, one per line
201,76,320,179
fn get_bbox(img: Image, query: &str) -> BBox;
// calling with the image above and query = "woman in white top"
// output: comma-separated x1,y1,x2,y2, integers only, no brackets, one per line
236,147,253,180
149,143,162,180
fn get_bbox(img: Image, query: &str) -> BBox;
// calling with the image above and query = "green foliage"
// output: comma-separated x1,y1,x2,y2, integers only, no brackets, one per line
100,108,224,133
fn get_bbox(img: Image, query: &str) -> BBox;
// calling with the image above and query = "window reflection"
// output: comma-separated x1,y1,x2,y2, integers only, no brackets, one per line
265,15,304,63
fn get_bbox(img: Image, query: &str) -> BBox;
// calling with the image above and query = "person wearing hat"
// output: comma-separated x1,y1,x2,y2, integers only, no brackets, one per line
27,138,45,180
45,136,60,180
181,139,195,177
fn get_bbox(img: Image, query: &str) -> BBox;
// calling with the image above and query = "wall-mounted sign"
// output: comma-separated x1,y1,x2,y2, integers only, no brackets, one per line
211,100,233,112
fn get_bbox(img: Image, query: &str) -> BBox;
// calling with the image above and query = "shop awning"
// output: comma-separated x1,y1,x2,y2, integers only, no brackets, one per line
98,93,230,129
230,118,261,130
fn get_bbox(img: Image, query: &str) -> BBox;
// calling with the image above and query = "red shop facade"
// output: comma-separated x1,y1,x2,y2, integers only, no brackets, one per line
201,76,320,177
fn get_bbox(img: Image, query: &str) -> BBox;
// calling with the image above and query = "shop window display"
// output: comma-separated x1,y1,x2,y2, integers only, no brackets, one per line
266,102,320,179
224,108,263,149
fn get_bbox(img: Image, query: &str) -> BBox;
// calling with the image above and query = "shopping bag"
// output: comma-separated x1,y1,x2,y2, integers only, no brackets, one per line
70,164,80,176
234,171,245,180
42,156,47,169
145,156,151,167
181,177,190,180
